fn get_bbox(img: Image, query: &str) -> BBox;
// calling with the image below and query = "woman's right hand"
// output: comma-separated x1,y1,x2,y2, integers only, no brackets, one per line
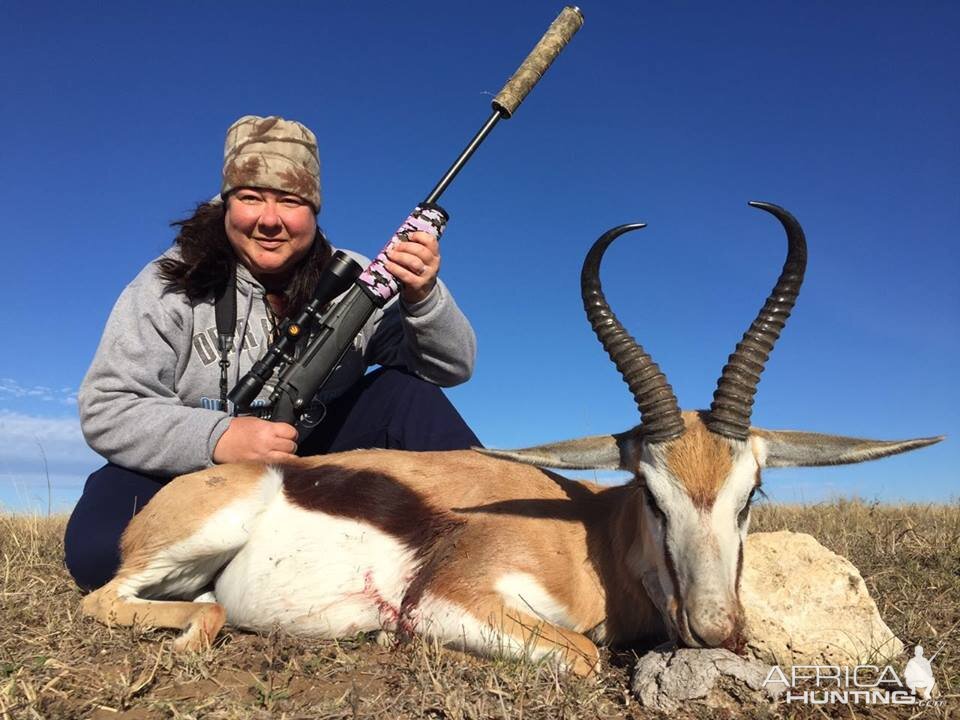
213,416,299,464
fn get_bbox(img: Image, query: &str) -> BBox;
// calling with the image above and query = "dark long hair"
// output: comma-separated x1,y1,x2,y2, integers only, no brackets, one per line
156,200,333,318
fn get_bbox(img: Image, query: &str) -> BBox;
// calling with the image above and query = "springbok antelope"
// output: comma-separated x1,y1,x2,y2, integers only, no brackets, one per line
82,202,941,676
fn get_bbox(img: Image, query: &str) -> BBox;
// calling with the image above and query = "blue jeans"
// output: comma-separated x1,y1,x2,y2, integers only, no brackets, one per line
64,368,480,591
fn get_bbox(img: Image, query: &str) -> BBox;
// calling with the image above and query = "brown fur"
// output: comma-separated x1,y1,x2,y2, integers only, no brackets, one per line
115,463,264,576
282,463,463,560
81,465,267,651
283,463,465,631
82,589,226,652
665,413,733,508
447,592,601,676
291,451,619,631
83,451,665,675
286,451,665,655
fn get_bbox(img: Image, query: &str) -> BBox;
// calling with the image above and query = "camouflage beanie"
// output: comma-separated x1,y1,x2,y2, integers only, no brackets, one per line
221,115,322,210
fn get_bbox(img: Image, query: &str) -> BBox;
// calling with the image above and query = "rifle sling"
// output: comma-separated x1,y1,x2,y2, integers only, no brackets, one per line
215,267,237,413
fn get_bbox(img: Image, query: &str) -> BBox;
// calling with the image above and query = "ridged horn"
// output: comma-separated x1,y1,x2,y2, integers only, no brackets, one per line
582,223,685,443
707,202,808,440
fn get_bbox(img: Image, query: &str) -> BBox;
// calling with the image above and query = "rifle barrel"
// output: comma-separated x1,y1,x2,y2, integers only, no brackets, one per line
424,110,503,205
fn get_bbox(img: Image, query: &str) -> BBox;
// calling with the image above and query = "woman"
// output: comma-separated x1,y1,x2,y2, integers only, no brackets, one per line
65,115,479,591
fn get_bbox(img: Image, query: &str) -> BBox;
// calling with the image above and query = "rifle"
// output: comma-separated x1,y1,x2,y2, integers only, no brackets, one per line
228,6,584,436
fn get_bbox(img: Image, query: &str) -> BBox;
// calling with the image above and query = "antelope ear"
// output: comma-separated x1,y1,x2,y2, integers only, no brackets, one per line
475,428,640,470
750,428,944,468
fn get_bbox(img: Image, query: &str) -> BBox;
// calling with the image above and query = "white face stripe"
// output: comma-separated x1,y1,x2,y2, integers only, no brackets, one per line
711,446,759,535
707,445,759,583
636,441,759,644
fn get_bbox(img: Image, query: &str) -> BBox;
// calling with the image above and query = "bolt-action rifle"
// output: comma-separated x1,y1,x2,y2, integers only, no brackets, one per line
228,7,584,437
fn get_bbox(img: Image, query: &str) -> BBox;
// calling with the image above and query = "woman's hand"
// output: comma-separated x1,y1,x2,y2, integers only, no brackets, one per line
213,416,298,464
384,231,440,304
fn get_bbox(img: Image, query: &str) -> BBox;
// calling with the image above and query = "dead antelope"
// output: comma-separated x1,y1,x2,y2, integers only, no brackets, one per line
82,202,941,676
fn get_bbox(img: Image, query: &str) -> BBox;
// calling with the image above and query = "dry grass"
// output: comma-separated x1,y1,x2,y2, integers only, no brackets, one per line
1,501,957,719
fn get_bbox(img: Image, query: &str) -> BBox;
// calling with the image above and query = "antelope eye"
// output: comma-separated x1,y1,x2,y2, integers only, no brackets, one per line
643,485,666,523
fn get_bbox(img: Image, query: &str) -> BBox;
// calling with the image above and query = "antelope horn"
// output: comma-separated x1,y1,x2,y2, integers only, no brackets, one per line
582,223,685,443
707,202,808,440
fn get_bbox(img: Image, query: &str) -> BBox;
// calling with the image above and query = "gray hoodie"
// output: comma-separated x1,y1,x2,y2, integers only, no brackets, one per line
78,248,476,476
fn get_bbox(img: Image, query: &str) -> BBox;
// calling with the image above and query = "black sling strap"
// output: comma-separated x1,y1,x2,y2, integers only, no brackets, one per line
214,267,237,413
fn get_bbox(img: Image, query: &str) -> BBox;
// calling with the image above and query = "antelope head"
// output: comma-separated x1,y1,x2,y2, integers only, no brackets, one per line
481,202,942,650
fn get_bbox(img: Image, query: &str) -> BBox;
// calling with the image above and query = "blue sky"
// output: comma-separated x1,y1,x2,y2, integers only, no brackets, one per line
1,0,957,511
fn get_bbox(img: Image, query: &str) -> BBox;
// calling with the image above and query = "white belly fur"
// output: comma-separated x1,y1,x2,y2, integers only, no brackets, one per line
215,491,420,637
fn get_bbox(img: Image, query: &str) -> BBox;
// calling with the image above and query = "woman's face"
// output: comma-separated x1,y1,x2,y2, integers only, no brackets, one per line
224,188,316,283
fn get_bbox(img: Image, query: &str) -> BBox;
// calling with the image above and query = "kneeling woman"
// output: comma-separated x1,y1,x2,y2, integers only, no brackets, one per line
66,115,479,591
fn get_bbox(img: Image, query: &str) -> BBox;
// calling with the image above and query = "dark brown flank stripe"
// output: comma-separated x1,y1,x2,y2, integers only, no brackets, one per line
282,464,464,632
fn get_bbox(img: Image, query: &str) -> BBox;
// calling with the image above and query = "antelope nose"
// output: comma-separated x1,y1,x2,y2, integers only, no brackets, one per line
685,599,736,648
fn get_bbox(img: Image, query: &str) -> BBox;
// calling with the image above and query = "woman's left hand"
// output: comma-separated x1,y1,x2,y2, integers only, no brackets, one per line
384,231,440,305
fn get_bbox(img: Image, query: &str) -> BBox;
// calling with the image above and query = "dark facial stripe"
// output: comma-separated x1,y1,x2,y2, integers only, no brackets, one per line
731,542,748,654
660,526,684,640
735,540,744,593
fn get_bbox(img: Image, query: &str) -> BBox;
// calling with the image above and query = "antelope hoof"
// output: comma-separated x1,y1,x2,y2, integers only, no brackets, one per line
568,647,602,677
375,630,396,647
172,604,227,652
81,590,103,618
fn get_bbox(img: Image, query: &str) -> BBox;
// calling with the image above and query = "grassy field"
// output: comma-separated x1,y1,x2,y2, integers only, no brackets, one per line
1,500,957,719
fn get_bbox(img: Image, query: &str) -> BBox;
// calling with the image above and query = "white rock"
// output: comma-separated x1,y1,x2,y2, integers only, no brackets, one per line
740,531,903,666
